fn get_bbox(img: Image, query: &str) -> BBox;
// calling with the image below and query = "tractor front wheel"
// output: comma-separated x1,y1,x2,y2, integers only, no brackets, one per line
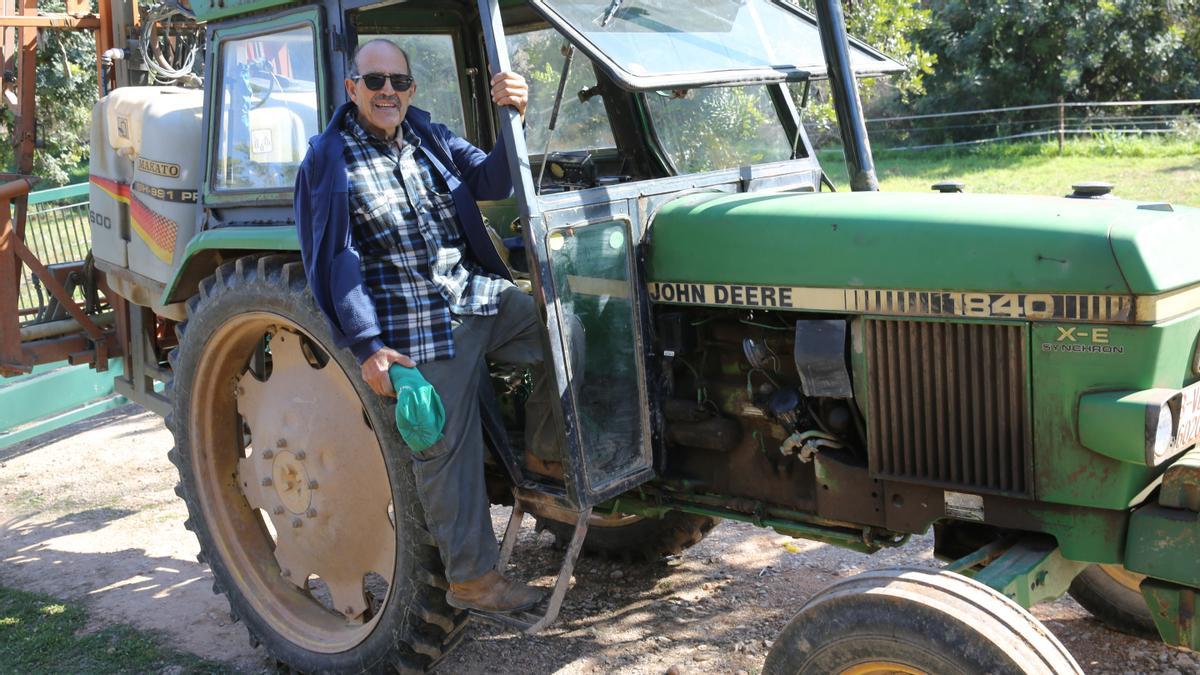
1068,564,1157,638
168,255,465,672
763,568,1082,675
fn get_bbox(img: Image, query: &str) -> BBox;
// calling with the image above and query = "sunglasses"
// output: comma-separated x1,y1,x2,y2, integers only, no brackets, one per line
354,73,415,92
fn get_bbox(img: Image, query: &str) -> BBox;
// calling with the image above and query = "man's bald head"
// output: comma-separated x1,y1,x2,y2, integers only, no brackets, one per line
349,39,411,78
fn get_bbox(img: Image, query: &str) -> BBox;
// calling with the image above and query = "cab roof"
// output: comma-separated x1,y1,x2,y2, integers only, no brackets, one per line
193,0,901,89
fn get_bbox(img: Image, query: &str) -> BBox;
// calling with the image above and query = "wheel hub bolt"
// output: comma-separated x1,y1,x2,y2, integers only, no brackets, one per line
306,508,317,518
276,438,287,448
273,506,284,515
292,518,303,528
308,479,319,490
261,477,273,487
261,449,275,460
294,450,307,461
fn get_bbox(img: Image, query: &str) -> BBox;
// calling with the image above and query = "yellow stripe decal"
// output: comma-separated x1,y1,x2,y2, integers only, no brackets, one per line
129,213,173,263
646,281,1146,323
1136,285,1200,324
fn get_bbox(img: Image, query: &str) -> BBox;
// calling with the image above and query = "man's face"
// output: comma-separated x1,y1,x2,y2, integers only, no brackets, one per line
345,42,416,140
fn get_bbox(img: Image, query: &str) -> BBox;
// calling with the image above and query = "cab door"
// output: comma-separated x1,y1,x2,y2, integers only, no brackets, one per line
536,207,657,505
480,2,656,510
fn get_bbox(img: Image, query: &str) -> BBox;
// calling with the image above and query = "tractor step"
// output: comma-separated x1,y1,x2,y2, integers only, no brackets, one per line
469,497,590,634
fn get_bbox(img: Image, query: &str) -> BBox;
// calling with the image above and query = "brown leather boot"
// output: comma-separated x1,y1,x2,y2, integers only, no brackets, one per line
446,570,545,613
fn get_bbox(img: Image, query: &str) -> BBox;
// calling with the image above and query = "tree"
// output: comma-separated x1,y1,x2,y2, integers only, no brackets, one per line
789,0,937,143
1179,0,1200,64
0,0,98,186
911,0,1200,139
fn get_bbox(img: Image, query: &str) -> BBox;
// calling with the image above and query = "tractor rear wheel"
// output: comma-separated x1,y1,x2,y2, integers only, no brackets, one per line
167,255,466,673
1068,564,1157,638
535,511,719,562
763,568,1082,675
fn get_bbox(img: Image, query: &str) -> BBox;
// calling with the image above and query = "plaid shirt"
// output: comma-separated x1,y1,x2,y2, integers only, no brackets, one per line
342,114,510,364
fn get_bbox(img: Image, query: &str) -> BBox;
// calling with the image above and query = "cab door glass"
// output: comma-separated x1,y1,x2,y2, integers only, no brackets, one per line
508,28,616,154
546,218,650,492
368,34,467,137
213,25,319,191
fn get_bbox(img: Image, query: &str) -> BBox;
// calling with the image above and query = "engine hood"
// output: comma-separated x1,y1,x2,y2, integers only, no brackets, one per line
647,191,1200,301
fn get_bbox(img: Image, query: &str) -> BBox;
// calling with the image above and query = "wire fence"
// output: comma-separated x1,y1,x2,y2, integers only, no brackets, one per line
865,99,1200,152
15,183,91,317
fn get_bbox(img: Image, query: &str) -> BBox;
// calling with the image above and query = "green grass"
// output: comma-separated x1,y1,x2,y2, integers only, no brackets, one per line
820,138,1200,207
0,586,232,674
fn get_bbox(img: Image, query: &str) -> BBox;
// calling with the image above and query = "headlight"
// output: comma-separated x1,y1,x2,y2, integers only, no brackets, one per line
1151,404,1176,464
1078,388,1181,466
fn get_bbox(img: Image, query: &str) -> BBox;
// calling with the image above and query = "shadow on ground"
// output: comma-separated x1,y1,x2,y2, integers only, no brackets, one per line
1,407,1192,675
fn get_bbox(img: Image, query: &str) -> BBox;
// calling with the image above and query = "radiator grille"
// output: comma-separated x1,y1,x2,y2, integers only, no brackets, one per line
865,320,1032,497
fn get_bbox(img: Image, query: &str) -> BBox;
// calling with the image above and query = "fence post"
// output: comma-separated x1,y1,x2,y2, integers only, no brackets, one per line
1058,96,1065,154
0,176,37,375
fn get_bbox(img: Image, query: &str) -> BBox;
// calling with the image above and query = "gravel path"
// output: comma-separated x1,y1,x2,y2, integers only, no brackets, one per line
0,405,1195,674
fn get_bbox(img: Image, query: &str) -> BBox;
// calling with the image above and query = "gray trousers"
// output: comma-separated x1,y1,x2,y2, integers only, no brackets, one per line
413,287,544,583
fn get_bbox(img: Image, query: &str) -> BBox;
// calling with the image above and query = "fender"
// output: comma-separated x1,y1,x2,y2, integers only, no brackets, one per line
160,225,299,305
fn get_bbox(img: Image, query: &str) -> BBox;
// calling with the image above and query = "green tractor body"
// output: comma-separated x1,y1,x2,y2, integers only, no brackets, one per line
647,189,1200,557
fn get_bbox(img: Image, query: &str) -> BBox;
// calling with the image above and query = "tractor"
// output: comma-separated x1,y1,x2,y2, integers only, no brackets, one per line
3,1,1200,673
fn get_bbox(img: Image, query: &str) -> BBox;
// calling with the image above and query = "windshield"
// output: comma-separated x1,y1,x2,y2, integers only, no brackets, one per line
645,85,793,173
531,0,902,89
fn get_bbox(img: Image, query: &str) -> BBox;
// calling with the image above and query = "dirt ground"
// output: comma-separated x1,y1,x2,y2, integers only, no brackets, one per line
1,404,1198,675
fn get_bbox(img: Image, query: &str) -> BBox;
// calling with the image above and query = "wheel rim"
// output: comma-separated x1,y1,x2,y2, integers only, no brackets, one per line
188,312,395,653
840,662,927,675
1099,564,1146,594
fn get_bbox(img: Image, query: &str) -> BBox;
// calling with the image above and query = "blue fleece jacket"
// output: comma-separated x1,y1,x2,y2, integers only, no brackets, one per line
294,102,514,363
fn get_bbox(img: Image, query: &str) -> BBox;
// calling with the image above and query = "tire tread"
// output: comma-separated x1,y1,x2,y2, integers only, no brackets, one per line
168,253,466,673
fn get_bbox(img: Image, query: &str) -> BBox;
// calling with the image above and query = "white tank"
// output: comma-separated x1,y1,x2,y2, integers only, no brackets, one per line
89,87,203,288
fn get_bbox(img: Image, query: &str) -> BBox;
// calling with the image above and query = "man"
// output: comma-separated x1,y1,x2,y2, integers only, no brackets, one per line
294,38,544,613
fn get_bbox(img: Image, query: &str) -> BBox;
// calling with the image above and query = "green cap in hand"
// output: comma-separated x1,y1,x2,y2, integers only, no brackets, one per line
389,364,445,453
